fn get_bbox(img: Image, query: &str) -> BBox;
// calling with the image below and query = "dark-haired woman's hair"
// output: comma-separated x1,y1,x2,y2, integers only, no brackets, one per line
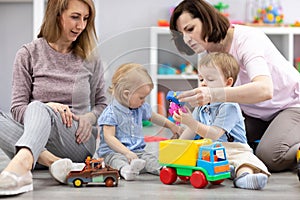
170,0,230,55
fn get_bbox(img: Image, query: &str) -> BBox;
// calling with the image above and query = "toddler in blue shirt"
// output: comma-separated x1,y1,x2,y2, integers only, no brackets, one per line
97,63,182,180
173,52,271,190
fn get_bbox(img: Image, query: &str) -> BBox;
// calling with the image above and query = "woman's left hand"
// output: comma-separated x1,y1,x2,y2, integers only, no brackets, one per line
178,87,212,107
72,114,92,144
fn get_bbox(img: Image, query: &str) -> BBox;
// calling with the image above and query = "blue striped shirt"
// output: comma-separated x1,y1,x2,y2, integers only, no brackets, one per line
97,99,152,157
193,102,247,143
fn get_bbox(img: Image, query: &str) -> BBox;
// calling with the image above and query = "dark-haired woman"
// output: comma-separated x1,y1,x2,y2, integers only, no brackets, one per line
170,0,300,175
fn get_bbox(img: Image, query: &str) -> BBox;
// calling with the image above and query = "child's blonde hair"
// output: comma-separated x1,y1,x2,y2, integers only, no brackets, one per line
199,52,240,84
109,63,153,105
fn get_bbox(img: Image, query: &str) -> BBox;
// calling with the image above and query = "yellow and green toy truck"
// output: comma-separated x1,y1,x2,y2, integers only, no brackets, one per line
159,139,231,188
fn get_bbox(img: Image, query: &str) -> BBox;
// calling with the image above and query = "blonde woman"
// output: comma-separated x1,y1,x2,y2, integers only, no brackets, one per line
0,0,106,195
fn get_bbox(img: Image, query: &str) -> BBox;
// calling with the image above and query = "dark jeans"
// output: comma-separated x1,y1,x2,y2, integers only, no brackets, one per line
243,113,271,153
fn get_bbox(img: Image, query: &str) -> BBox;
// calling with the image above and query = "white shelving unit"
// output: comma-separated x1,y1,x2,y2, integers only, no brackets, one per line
258,27,300,63
150,27,199,113
150,26,300,113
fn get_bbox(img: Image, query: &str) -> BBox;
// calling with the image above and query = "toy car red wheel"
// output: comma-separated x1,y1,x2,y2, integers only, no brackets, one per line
190,171,208,188
105,177,114,187
73,178,83,187
178,176,190,182
210,179,224,185
160,167,177,185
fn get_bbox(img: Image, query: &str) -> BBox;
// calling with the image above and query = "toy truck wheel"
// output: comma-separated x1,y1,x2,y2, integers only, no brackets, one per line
105,177,114,187
210,179,224,185
160,167,177,185
73,178,83,187
190,171,208,189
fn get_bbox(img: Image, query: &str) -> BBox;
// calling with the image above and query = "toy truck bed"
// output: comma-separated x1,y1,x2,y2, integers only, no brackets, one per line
159,139,213,166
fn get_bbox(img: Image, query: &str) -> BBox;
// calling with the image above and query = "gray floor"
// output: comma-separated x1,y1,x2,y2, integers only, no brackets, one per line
1,126,300,199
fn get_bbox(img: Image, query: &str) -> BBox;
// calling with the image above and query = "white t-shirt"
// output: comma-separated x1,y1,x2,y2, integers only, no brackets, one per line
230,25,300,121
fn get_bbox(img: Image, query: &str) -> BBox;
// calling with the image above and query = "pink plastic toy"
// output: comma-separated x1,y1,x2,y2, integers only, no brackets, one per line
168,102,187,125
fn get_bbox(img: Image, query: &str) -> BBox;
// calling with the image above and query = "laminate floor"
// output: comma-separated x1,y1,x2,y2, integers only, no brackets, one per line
0,126,299,199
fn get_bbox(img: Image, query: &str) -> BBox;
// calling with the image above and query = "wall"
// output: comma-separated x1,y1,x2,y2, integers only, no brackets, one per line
98,0,300,42
97,0,182,94
0,2,32,112
1,0,300,112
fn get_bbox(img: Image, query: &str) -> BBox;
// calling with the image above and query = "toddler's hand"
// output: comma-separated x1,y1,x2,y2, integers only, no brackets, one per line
170,133,179,139
169,123,184,139
173,107,193,126
125,151,138,163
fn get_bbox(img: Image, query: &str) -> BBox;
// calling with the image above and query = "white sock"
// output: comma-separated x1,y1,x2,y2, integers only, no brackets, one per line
130,159,146,173
120,159,146,181
234,172,268,190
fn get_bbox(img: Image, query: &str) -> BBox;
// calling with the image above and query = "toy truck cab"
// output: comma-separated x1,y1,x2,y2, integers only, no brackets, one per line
159,139,230,188
197,142,230,182
67,157,119,187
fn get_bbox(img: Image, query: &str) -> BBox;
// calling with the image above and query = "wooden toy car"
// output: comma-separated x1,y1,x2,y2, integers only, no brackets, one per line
66,157,119,187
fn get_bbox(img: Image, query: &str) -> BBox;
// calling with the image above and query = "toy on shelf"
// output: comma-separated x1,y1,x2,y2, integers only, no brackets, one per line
291,21,300,27
158,62,197,75
295,57,300,72
213,1,229,17
158,63,177,75
157,6,174,27
252,0,284,24
157,19,169,27
179,62,197,75
66,156,119,187
159,139,231,188
166,91,187,125
157,91,167,116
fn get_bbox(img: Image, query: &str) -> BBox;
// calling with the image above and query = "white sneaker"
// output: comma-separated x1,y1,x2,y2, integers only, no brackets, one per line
49,158,85,184
120,159,146,181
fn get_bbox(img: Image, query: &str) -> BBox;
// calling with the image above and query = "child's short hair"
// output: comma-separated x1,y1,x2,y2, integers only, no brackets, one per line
109,63,153,104
199,52,240,84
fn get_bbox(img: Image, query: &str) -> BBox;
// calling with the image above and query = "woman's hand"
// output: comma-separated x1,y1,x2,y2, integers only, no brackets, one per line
46,102,72,127
72,114,92,144
178,87,212,107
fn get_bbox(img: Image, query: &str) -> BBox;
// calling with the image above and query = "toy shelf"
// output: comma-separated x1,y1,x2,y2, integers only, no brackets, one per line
149,26,300,113
157,74,198,80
